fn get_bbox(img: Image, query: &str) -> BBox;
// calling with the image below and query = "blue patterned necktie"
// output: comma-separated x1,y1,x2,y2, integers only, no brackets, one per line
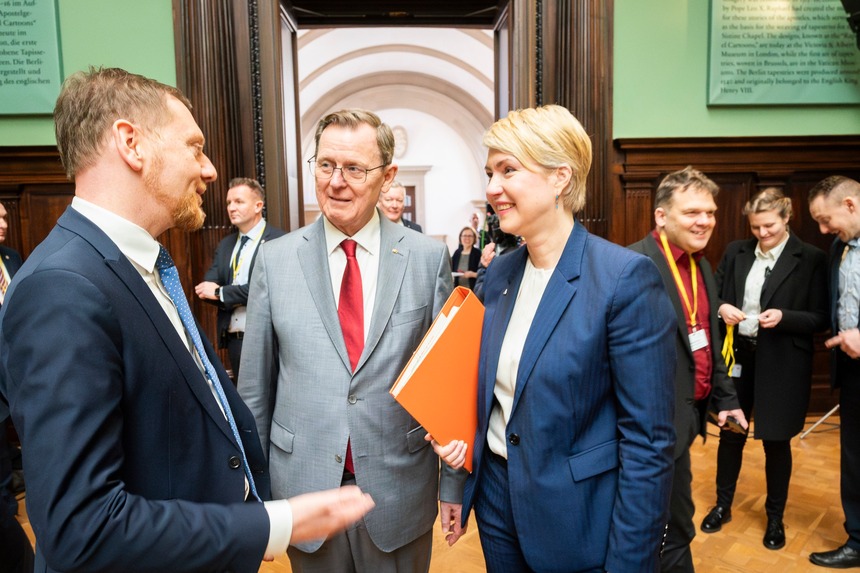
156,245,260,501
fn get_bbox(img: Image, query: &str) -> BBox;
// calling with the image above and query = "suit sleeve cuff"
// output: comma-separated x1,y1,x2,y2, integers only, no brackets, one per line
263,499,293,558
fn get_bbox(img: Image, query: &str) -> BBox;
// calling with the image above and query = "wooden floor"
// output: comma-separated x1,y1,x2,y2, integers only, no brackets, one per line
14,415,848,572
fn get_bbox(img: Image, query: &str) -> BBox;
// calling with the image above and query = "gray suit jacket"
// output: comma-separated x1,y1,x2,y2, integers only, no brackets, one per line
239,213,461,553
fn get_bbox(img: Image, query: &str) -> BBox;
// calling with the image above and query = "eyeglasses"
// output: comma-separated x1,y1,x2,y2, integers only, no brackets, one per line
308,157,386,183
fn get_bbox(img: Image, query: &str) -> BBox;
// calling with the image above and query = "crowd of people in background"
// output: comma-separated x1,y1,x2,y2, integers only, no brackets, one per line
2,66,860,573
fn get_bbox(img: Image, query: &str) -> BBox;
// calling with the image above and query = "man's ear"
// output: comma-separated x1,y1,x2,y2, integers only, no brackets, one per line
845,196,858,214
380,164,399,192
112,119,144,171
654,207,667,228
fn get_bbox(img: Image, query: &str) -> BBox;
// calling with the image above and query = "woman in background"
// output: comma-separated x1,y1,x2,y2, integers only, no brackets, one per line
700,188,828,550
431,105,677,573
451,226,480,289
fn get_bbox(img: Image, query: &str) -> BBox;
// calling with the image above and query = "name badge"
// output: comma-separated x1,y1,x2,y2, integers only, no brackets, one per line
689,328,709,352
730,364,743,378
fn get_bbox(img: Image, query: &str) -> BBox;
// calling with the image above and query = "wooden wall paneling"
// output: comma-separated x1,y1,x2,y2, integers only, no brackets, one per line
702,172,756,264
540,0,615,239
616,135,860,414
173,0,259,366
0,146,72,259
19,185,74,256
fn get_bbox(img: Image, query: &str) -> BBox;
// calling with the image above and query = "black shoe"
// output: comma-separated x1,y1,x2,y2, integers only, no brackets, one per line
763,518,785,550
810,545,860,568
700,505,732,533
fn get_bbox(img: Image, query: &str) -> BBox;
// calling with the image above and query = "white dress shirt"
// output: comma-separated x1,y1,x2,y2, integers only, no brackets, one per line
227,218,267,333
323,210,381,342
739,234,788,338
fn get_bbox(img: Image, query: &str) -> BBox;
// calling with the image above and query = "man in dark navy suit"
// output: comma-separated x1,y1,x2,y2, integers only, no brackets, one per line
0,67,372,573
629,167,746,572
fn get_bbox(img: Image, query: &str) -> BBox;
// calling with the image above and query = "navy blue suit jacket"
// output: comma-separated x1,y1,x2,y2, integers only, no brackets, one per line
462,223,676,572
0,207,271,573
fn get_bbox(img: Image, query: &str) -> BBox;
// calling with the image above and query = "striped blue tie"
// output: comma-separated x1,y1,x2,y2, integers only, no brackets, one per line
156,245,260,501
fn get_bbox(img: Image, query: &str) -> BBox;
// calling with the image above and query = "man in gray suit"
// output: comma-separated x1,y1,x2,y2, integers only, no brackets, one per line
239,109,464,572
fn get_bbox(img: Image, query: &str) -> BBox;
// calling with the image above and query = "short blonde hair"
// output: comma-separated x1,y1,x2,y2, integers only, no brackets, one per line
483,105,592,214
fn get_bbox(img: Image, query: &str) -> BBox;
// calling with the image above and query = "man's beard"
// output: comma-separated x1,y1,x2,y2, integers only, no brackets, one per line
172,191,206,232
145,155,206,232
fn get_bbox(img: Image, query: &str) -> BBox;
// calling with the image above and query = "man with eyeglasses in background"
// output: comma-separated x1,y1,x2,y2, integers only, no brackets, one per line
239,109,465,572
378,181,423,233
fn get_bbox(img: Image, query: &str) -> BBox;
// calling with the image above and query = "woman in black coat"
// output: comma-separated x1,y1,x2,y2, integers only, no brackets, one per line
701,188,828,550
451,226,481,289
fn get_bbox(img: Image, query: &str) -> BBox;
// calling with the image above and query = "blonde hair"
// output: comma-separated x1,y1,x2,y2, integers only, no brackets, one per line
743,187,792,220
483,105,592,214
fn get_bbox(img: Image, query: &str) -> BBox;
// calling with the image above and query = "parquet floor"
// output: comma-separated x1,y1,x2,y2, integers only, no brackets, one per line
14,416,848,572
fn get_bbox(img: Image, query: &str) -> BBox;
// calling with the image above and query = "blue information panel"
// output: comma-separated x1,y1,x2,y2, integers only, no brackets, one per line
709,0,860,105
0,0,62,115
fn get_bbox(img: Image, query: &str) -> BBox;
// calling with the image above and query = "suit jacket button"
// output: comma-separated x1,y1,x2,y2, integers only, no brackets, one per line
348,394,357,404
508,433,520,446
335,454,343,463
228,455,241,469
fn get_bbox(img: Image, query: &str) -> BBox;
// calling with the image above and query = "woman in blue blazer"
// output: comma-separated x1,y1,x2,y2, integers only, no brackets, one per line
432,105,677,572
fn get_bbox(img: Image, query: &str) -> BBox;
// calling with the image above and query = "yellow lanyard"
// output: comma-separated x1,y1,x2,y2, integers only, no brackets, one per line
721,324,735,371
659,231,698,330
231,222,266,281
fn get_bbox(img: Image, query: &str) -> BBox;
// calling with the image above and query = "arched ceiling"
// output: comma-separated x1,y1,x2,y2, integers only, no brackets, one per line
289,0,506,27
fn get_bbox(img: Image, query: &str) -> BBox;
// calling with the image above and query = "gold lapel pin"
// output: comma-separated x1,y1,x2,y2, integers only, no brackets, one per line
392,248,399,254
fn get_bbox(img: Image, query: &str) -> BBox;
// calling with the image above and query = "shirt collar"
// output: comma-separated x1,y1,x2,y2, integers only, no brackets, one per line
755,232,789,261
323,209,380,256
71,197,161,273
651,229,704,263
242,218,266,241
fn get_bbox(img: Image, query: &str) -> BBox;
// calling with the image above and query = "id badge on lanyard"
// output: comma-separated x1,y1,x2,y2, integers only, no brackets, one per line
689,328,708,352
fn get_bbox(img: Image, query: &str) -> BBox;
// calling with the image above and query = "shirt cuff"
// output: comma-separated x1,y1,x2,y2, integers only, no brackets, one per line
263,499,293,558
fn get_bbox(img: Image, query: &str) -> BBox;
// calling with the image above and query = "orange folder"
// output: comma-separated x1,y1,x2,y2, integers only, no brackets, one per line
390,286,484,472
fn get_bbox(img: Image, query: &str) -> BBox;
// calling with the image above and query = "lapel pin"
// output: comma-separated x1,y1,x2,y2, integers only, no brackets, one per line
503,288,508,295
392,248,399,254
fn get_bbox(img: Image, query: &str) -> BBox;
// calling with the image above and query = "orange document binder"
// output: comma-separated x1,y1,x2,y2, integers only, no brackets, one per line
390,286,484,472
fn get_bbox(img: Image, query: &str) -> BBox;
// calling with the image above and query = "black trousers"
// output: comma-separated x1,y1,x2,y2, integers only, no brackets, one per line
0,419,34,573
714,340,792,520
661,447,695,573
837,353,860,550
226,334,243,384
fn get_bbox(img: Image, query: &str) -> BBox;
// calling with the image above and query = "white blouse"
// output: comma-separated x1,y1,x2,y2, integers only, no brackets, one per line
487,257,554,459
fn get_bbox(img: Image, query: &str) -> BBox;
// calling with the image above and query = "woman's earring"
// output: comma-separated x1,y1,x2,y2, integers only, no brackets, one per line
555,194,559,210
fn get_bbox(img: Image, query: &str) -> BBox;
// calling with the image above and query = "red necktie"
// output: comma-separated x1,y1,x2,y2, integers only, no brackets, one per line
338,239,364,473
